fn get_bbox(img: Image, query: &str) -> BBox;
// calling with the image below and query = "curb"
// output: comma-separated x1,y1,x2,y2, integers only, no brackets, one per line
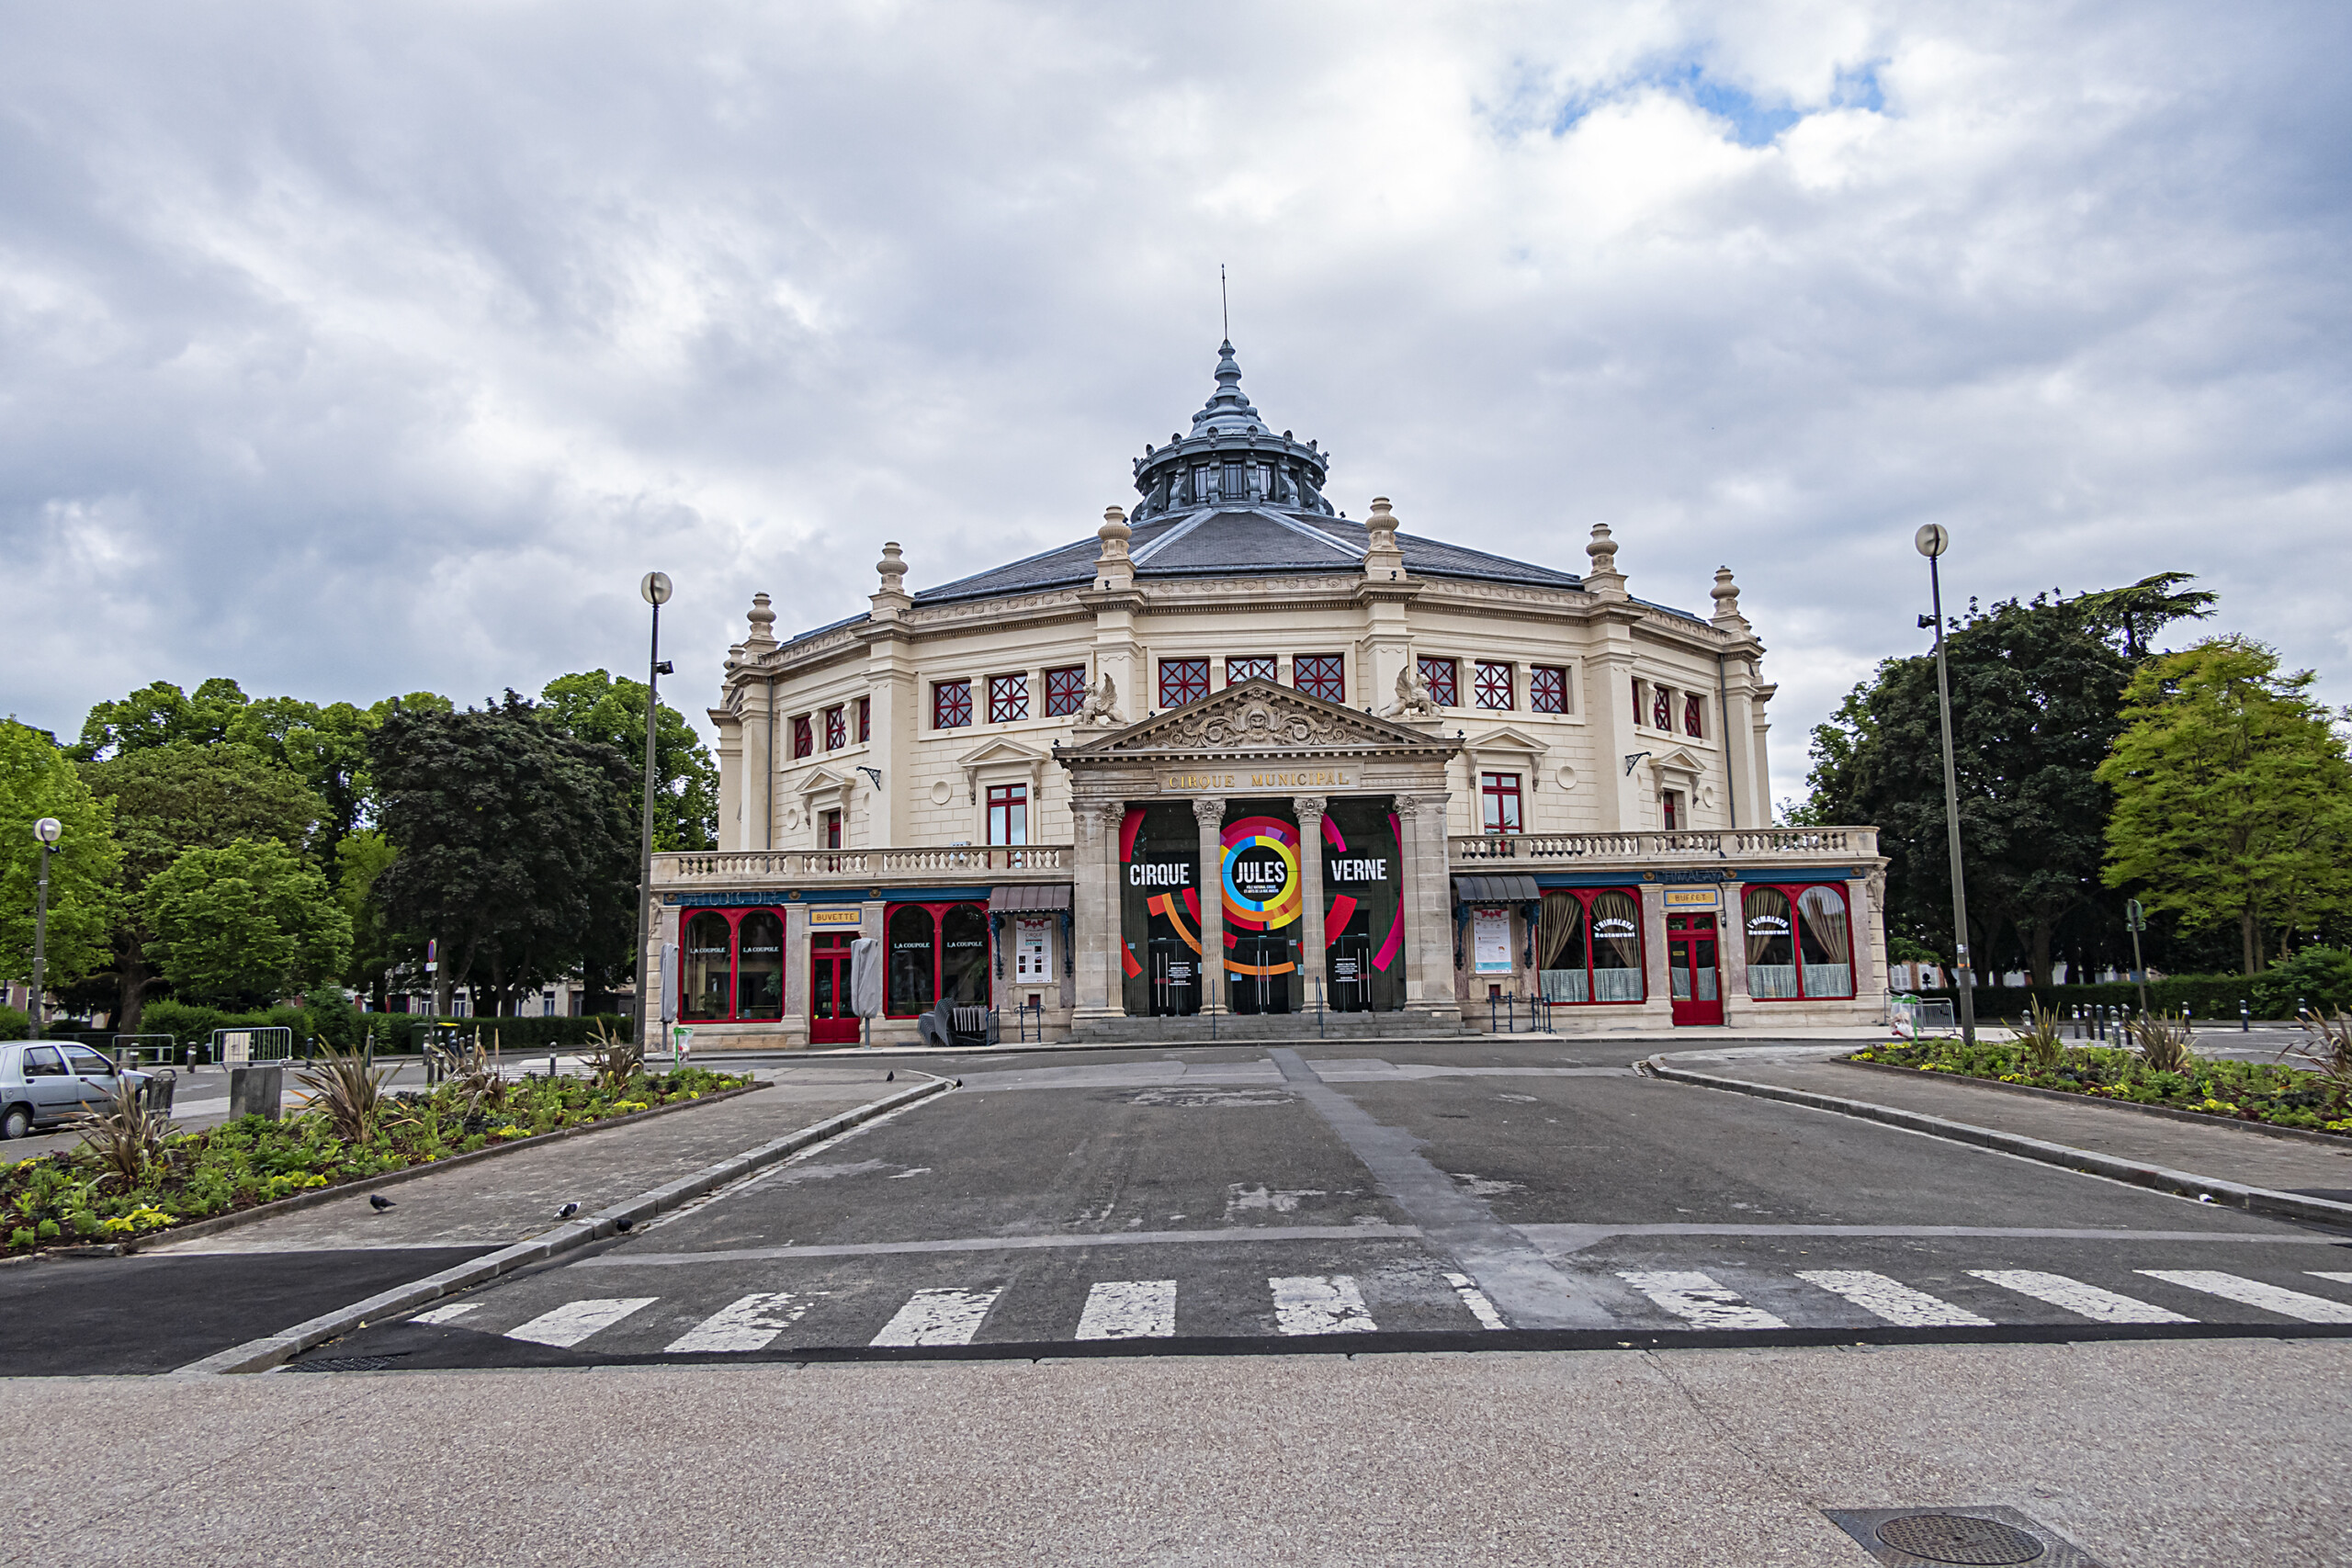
1838,1056,2352,1150
85,1082,772,1257
169,1074,954,1376
1641,1056,2352,1230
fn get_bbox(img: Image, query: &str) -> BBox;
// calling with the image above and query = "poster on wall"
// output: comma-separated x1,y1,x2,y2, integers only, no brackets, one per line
1015,918,1051,984
1473,908,1514,976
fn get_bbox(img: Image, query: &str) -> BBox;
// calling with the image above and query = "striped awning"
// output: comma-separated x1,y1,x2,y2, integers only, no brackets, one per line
1453,874,1540,903
989,883,1073,911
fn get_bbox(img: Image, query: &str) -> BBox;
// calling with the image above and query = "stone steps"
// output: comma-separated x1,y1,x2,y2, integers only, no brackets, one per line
1064,1011,1465,1043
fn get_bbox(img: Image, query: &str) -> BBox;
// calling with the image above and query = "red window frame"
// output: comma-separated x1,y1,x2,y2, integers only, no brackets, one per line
884,899,994,1017
1419,657,1458,707
821,809,842,849
1044,665,1088,716
676,906,787,1023
1480,771,1523,833
856,696,871,742
1159,658,1209,708
791,715,813,759
933,680,972,729
1684,694,1704,738
824,705,846,750
1661,792,1679,830
1653,686,1672,730
1226,655,1275,686
1742,882,1857,1000
987,784,1028,845
1295,654,1345,704
1531,665,1567,715
1538,886,1648,1007
988,672,1028,724
1474,660,1513,710
1633,678,1644,726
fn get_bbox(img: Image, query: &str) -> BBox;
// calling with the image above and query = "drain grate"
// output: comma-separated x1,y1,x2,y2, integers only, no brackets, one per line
1876,1514,2044,1564
1822,1507,2101,1568
292,1353,409,1373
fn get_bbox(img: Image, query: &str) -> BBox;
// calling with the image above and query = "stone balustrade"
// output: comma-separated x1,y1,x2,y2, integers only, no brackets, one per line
655,845,1072,886
1448,826,1878,864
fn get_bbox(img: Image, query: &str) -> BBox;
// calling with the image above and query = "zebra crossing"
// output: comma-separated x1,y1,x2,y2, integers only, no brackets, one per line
385,1263,2352,1357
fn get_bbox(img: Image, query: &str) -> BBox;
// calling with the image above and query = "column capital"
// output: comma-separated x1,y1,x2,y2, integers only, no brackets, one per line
1189,795,1227,828
1291,795,1327,824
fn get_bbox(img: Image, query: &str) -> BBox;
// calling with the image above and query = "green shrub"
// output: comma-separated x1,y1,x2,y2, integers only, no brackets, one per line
0,1006,28,1039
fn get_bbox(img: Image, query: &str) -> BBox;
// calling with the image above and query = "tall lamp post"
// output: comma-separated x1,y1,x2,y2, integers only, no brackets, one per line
29,818,61,1040
634,572,674,1053
1915,525,1976,1047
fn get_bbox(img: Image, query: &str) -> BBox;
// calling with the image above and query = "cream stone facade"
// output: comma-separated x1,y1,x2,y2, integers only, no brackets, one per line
651,342,1887,1046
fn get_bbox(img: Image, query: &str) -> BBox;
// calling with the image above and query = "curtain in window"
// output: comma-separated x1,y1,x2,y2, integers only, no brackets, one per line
733,911,784,1021
1589,890,1644,1002
1538,892,1589,1003
1744,887,1798,998
1798,886,1853,998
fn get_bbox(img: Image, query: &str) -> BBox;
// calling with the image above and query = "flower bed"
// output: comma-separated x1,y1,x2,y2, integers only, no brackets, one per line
2,1065,752,1255
1849,1039,2351,1135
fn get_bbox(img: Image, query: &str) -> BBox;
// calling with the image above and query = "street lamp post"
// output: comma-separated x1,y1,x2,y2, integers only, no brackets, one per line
1915,525,1976,1047
634,572,674,1055
29,818,61,1041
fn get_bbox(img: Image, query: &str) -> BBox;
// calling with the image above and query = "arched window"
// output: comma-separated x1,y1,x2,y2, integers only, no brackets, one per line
1531,887,1645,1005
1743,887,1796,998
942,904,991,1006
887,904,937,1017
1744,884,1854,999
735,911,784,1021
1797,886,1854,998
886,900,995,1015
1589,890,1645,1002
1537,893,1589,1003
681,911,733,1022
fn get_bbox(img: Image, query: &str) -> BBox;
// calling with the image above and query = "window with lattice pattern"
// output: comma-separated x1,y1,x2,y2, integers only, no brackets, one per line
1226,656,1275,686
1419,657,1457,707
824,705,845,750
1531,665,1568,714
1653,686,1672,730
933,680,972,729
1475,660,1513,710
989,673,1028,724
1045,665,1088,716
792,715,813,759
856,696,870,742
1684,694,1704,738
1159,659,1209,708
1294,654,1345,704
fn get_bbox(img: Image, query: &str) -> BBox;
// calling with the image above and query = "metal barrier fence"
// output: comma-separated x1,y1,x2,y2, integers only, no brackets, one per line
1012,1001,1046,1043
110,1033,179,1067
1485,993,1555,1034
1889,996,1958,1038
210,1025,296,1066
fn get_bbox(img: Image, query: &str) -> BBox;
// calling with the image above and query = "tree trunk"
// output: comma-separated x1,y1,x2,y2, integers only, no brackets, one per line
2242,905,2258,976
2028,921,2054,990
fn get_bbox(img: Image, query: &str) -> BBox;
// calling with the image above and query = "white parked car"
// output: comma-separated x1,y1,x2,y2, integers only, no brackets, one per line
0,1042,155,1139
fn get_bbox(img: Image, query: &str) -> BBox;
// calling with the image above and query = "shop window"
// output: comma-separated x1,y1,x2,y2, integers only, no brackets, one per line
821,809,842,849
989,672,1028,724
792,715,814,759
1743,884,1855,1000
1653,685,1672,730
857,696,871,742
678,908,788,1024
1159,658,1209,708
1419,657,1458,707
1295,654,1345,704
1536,889,1645,1004
1531,665,1568,715
1474,660,1513,710
933,680,972,730
1044,665,1088,716
887,900,992,1016
1684,694,1704,738
825,705,846,750
1480,772,1522,834
1227,655,1276,685
987,784,1028,846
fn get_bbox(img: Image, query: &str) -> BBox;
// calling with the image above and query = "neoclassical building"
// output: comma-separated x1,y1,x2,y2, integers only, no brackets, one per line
652,342,1886,1045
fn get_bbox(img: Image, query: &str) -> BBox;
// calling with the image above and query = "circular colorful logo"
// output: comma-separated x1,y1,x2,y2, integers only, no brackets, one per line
1222,816,1302,931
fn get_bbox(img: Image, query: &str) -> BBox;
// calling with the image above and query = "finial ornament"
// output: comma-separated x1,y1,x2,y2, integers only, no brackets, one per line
745,592,777,646
1584,522,1628,601
1098,505,1131,554
876,541,907,589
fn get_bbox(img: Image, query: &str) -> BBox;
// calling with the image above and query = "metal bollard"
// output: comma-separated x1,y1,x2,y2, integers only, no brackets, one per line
2241,999,2250,1032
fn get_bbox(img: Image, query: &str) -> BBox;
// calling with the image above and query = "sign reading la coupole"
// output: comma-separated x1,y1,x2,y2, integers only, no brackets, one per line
1160,768,1353,792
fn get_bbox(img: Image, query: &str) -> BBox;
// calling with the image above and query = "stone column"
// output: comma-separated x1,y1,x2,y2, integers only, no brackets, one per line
1718,881,1749,1025
1193,796,1227,1017
1395,794,1425,1007
783,902,809,1047
1293,795,1328,1009
1069,800,1119,1020
1404,792,1457,1018
1638,882,1673,1024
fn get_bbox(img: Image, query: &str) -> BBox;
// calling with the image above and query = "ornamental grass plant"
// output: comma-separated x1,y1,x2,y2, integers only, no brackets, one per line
1,1062,750,1257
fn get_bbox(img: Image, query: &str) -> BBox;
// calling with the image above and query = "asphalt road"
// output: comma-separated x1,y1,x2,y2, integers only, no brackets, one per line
276,1036,2352,1372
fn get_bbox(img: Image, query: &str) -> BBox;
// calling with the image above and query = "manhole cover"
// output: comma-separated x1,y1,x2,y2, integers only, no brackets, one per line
1876,1514,2045,1564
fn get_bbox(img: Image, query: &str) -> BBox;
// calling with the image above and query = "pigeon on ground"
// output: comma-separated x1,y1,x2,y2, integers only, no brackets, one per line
954,1077,964,1088
886,1071,894,1082
368,1194,395,1212
614,1216,635,1233
557,1202,580,1220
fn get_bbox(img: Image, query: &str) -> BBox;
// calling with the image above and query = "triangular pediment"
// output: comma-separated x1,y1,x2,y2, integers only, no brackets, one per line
1464,722,1551,754
956,738,1050,769
1058,677,1460,762
1645,745,1706,777
792,765,857,796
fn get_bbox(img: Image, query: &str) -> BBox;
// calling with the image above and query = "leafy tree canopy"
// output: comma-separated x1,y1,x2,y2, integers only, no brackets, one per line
80,741,327,891
0,720,122,989
537,670,718,852
372,694,638,1016
70,677,254,761
334,829,402,1007
143,839,352,1006
2098,636,2352,974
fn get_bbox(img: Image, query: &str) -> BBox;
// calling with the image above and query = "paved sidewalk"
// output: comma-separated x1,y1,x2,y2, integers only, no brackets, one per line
6,1338,2343,1566
145,1066,908,1254
1673,1055,2352,1199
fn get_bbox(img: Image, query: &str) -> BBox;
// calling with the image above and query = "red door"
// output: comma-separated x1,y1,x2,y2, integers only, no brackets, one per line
1668,913,1724,1026
809,933,860,1044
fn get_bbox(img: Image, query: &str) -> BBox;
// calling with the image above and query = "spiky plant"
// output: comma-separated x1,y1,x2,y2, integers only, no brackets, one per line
296,1047,394,1145
2283,1010,2352,1112
2015,998,2067,1074
69,1077,175,1190
2129,1010,2198,1076
582,1018,642,1092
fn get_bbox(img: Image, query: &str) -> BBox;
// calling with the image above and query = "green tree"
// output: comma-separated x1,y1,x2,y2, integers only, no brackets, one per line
79,741,328,1028
70,677,254,761
1803,575,2212,987
2098,637,2352,974
143,839,352,1005
372,694,637,1017
334,829,401,1010
537,670,718,852
0,720,123,993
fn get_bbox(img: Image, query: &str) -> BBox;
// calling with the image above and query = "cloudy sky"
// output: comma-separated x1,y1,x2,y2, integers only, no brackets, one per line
5,1,2346,807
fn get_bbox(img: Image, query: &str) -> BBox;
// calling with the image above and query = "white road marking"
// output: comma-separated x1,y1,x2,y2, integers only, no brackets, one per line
410,1302,481,1325
1075,1280,1178,1340
665,1292,808,1353
2309,1271,2352,1287
1795,1270,1993,1327
869,1288,1002,1347
1270,1274,1378,1335
2139,1270,2352,1323
1442,1271,1508,1330
1616,1270,1787,1330
504,1297,656,1348
1968,1270,2194,1325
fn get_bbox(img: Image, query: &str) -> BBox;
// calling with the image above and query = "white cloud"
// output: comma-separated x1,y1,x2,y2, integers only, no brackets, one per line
2,0,2346,805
